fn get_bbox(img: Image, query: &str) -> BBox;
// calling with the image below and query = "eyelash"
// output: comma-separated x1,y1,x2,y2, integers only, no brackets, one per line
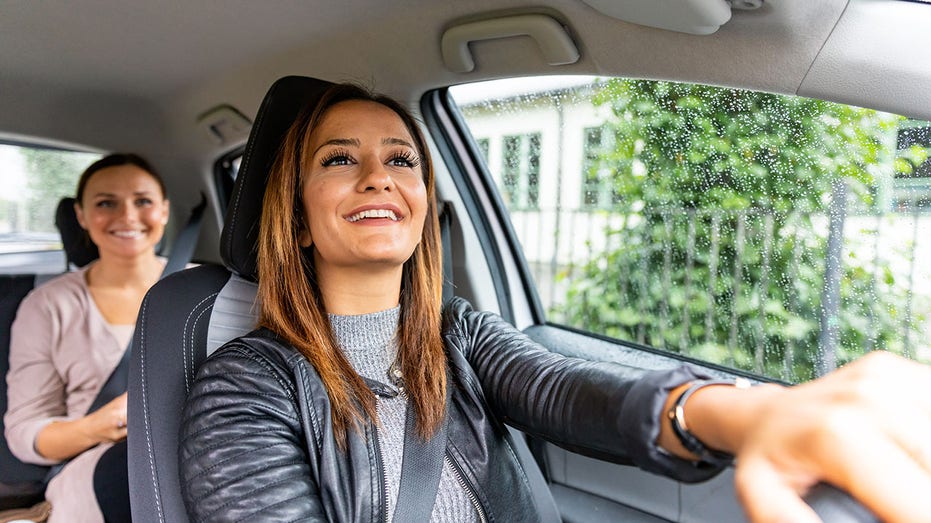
94,198,153,208
388,151,421,169
319,149,421,169
320,149,353,166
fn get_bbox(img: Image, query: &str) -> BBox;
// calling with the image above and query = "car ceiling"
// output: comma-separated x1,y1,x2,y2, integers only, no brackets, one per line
1,0,930,255
4,1,931,140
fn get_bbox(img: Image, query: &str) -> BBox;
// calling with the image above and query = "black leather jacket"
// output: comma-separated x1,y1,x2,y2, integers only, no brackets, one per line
179,297,721,522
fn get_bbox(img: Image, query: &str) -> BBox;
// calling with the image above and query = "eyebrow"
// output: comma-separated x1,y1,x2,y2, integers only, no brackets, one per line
91,190,156,198
313,136,414,156
382,137,414,148
313,138,360,156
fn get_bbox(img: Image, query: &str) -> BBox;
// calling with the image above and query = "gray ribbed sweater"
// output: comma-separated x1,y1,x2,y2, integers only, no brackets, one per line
330,307,479,522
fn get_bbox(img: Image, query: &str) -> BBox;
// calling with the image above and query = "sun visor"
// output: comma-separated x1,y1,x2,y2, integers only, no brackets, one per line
579,0,763,36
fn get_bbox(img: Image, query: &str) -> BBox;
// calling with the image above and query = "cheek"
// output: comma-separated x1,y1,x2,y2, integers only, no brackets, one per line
303,180,340,232
142,207,168,224
407,180,429,220
84,210,110,227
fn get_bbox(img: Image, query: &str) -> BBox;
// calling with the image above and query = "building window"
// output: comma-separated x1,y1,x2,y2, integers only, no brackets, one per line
502,133,541,210
581,126,616,209
893,124,931,212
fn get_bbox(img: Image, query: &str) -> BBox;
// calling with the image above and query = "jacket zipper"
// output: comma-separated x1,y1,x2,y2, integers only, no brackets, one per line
371,405,389,523
445,453,487,523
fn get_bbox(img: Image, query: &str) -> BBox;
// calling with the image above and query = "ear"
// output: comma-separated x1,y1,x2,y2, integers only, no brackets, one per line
298,227,312,248
74,201,87,229
161,199,170,225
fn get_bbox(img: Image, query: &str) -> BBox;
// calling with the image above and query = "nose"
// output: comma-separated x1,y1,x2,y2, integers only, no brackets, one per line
118,200,139,221
356,155,394,192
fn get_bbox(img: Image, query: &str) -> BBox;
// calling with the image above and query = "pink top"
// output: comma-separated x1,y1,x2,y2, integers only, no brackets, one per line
5,265,132,522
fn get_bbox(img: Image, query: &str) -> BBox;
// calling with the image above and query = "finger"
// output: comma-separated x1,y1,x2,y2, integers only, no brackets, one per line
887,411,931,475
735,457,821,523
829,430,931,523
852,352,931,413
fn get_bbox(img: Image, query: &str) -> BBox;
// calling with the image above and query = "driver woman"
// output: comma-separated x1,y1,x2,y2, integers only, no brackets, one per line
179,84,931,523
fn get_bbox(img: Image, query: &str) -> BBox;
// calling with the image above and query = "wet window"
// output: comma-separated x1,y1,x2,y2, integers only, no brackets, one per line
0,143,100,256
450,76,931,383
501,133,541,210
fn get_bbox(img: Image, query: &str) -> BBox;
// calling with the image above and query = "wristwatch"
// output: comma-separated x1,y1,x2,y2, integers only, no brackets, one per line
667,377,752,466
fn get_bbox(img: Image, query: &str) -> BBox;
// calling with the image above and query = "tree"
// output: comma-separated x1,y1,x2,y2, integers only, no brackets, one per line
22,148,96,233
557,79,925,382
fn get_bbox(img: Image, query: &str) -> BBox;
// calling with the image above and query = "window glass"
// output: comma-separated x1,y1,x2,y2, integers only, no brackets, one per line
449,76,931,383
214,150,243,213
0,143,100,254
502,133,541,210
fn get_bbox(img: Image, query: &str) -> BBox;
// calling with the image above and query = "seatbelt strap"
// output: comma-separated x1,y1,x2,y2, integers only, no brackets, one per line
43,195,207,484
392,387,450,522
85,193,206,416
161,193,207,278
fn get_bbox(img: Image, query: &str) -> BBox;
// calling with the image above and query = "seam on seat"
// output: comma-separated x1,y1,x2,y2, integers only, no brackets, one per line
138,297,165,522
183,293,220,394
226,81,276,262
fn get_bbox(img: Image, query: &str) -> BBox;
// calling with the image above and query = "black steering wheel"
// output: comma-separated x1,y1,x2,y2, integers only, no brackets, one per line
806,483,880,523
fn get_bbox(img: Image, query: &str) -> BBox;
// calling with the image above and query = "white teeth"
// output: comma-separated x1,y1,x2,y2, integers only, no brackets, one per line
112,230,143,238
347,209,399,222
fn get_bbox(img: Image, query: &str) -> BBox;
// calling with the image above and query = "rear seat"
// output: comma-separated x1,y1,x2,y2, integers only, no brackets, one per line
0,197,97,510
0,274,51,510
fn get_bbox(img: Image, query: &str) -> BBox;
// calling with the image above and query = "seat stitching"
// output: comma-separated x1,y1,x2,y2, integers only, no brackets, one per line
182,293,219,394
138,297,165,521
226,82,276,263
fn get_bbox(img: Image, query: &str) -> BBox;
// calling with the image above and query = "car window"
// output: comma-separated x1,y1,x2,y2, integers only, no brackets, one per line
0,143,100,256
449,76,931,383
214,149,243,213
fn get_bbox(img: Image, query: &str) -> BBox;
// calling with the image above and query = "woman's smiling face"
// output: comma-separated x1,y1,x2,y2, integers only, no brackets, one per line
300,99,428,275
75,164,169,261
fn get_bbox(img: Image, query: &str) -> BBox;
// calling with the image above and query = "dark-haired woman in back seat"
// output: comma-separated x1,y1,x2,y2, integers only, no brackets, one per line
4,153,170,523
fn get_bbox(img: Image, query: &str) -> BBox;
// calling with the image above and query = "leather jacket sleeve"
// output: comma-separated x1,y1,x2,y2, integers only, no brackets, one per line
178,341,324,522
443,297,725,483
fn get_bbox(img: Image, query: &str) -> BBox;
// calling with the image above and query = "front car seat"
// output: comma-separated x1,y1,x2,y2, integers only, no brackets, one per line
127,76,335,523
127,75,559,523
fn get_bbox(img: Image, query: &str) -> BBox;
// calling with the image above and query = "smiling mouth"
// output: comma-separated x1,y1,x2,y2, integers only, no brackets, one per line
111,230,144,238
346,209,400,222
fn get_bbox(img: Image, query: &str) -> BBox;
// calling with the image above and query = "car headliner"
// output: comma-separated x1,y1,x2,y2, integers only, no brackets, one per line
3,1,930,119
1,0,929,266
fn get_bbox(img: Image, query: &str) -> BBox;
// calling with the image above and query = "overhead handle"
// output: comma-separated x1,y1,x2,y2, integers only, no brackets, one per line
441,14,580,73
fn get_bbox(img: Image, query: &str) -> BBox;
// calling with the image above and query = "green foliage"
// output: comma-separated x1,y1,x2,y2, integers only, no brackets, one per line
22,148,96,233
557,79,924,382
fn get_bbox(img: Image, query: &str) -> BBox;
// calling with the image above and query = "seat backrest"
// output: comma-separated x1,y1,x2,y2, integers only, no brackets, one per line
55,197,99,269
0,275,51,510
127,76,335,523
1,201,100,509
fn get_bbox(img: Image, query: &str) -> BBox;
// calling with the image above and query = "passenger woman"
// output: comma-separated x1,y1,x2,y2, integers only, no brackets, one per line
5,153,170,523
179,84,931,522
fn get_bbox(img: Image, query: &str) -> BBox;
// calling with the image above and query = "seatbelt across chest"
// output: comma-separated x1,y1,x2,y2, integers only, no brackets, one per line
85,194,206,416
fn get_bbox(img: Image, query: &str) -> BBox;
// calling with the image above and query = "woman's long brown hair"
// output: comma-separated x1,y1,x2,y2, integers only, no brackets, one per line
257,83,446,445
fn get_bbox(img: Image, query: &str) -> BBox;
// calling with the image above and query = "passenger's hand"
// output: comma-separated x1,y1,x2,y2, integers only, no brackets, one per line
84,392,129,443
732,351,931,523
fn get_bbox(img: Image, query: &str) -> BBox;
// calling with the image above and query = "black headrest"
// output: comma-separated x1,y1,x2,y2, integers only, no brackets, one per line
220,76,335,281
55,197,99,268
